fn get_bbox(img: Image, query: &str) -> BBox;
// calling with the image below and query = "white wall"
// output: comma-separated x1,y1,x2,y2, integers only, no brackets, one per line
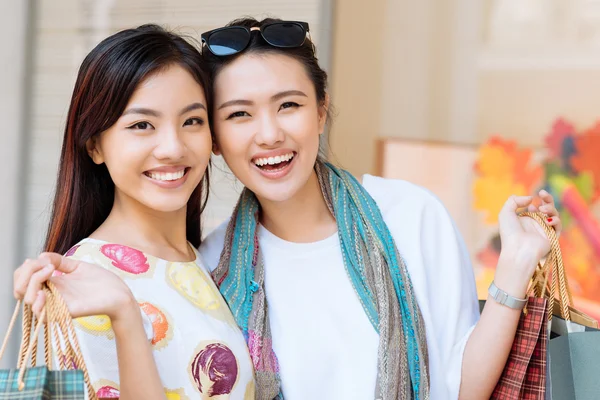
330,0,483,177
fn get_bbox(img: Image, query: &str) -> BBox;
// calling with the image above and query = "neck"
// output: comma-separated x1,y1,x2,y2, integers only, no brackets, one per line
257,169,337,243
90,190,193,261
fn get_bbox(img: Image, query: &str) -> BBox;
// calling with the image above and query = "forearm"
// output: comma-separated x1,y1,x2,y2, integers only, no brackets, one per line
458,255,532,399
459,296,521,399
111,299,166,400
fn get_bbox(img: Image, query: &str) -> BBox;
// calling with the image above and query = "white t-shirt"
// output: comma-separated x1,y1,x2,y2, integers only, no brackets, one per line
66,238,255,399
200,175,480,400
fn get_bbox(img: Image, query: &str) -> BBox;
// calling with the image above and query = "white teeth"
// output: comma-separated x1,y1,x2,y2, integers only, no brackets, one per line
253,152,294,167
148,169,185,181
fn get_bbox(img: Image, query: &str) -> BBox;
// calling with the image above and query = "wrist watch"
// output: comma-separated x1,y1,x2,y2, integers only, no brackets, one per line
488,281,527,310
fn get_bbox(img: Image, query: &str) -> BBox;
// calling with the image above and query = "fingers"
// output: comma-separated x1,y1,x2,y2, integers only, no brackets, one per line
38,252,80,274
537,190,558,216
501,195,533,214
547,215,562,227
548,215,563,236
538,189,555,206
14,253,71,300
23,264,55,306
31,290,47,319
499,195,533,233
538,203,558,217
14,259,46,300
500,191,563,239
535,189,562,235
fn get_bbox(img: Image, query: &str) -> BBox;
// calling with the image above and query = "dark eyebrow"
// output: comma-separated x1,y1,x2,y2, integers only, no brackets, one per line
179,102,206,115
217,99,253,110
122,107,161,117
271,90,308,101
217,90,307,111
122,102,206,118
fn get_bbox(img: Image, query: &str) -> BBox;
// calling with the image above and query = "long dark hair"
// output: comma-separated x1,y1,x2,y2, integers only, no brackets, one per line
44,24,211,254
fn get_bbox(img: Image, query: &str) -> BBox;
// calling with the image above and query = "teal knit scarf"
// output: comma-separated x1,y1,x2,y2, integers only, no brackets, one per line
212,160,429,400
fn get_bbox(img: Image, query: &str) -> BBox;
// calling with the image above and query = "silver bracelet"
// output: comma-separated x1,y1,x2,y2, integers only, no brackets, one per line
488,281,527,310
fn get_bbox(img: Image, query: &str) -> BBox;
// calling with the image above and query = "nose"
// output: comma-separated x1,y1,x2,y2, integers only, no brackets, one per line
254,111,284,147
153,125,185,161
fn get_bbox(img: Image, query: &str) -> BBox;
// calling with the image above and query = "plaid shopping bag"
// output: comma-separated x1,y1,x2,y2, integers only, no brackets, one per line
491,296,549,400
0,282,96,400
0,367,85,399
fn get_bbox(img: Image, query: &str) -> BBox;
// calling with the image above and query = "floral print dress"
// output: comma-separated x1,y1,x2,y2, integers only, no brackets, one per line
65,238,255,400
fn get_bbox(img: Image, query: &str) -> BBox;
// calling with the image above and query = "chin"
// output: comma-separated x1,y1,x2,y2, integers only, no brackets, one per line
243,163,317,204
251,184,301,204
142,197,190,213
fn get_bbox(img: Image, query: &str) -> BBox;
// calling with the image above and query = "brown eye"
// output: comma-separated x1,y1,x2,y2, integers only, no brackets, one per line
227,111,250,120
183,117,204,126
127,121,153,130
279,102,300,111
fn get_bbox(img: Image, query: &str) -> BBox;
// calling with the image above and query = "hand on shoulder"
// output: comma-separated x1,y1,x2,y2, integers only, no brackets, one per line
13,252,135,322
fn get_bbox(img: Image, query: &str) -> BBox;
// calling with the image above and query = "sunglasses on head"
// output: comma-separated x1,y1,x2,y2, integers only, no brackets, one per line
201,21,311,56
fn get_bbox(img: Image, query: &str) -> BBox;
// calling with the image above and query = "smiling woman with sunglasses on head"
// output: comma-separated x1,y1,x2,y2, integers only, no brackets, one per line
199,17,563,400
11,25,255,400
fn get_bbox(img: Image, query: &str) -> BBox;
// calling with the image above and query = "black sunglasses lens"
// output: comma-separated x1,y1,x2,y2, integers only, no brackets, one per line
262,23,306,47
208,27,250,56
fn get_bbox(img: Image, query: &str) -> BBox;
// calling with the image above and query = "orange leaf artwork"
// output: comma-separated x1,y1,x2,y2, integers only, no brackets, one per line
546,118,575,159
473,176,526,224
475,136,542,191
559,225,600,302
473,137,541,224
512,147,543,193
475,138,514,179
472,121,600,319
571,123,600,200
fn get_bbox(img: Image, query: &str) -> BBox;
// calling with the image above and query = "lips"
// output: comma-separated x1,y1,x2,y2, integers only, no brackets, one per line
251,151,297,180
251,151,296,173
144,169,186,182
253,152,295,167
143,166,191,188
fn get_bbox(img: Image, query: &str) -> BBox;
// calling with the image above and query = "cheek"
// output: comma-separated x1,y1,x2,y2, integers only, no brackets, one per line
187,133,213,163
282,111,321,147
101,137,147,179
214,123,251,159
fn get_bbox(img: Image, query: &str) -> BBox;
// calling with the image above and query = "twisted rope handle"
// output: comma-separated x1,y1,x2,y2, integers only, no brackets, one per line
17,308,47,389
17,303,32,369
0,283,97,399
520,211,572,321
45,282,96,398
28,316,51,368
0,300,21,363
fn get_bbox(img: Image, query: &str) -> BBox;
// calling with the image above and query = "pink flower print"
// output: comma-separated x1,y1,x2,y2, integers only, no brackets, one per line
100,244,149,274
96,386,120,398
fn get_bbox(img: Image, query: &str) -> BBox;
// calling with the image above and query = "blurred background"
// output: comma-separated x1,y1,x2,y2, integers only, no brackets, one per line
3,0,600,367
